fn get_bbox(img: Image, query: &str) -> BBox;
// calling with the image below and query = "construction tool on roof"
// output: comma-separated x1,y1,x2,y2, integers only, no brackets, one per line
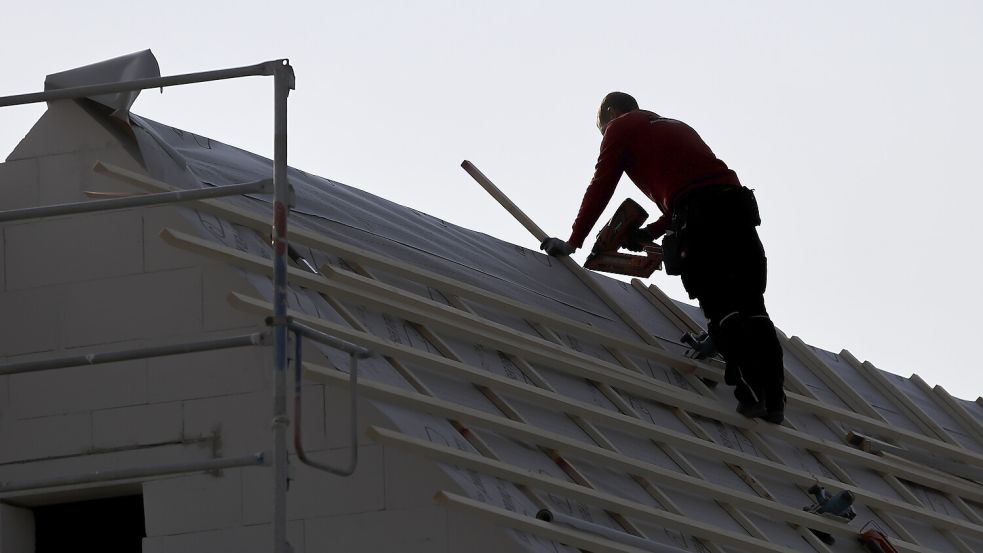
802,484,856,545
846,431,889,454
858,522,900,553
583,198,664,277
681,330,717,360
681,330,721,388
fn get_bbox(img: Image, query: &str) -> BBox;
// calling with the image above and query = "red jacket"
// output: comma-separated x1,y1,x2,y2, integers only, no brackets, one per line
568,110,740,248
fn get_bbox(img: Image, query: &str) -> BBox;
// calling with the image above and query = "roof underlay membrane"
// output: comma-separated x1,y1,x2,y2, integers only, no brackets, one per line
88,102,983,553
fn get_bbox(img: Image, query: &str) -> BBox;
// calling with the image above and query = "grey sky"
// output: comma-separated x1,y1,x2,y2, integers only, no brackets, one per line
3,1,981,399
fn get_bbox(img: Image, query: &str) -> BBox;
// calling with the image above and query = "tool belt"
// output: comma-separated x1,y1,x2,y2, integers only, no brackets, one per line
662,185,761,275
662,230,684,275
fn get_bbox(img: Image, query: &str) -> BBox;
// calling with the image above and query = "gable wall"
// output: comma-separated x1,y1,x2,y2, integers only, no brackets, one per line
0,101,489,553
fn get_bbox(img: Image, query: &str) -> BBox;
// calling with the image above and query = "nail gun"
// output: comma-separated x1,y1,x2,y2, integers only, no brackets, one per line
583,199,664,277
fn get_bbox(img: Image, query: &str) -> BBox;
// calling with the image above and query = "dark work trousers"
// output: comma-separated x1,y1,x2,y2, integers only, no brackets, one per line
675,186,785,410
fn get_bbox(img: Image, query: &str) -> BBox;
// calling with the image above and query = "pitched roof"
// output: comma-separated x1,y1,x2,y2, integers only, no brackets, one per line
60,102,983,553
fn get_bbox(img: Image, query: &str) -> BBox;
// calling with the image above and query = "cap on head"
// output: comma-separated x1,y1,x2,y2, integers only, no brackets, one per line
597,91,639,132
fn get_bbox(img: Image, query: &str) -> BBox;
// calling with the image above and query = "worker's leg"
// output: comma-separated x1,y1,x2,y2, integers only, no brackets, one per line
680,226,759,404
725,228,785,418
681,221,784,418
694,286,755,398
742,312,785,415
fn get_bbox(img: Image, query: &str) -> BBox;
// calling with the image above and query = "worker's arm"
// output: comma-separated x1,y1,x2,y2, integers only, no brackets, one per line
620,214,670,252
644,215,669,241
566,123,629,249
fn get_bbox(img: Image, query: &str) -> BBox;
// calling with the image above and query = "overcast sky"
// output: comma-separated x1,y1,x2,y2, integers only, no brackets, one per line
3,1,981,400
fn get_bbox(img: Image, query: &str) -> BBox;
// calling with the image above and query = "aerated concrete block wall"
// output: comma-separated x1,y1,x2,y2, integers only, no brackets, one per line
0,101,504,553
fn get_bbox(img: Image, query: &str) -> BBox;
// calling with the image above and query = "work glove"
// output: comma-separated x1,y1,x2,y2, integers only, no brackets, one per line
622,227,654,252
540,237,576,257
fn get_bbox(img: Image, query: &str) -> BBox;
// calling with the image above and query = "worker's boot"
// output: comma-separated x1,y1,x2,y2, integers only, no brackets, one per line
736,398,768,419
734,378,766,419
736,386,783,422
745,315,785,424
761,391,786,424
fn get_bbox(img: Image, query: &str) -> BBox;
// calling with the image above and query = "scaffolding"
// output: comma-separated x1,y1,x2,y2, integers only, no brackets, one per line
0,59,372,553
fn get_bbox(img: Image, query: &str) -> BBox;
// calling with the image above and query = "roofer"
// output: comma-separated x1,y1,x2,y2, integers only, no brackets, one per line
541,92,786,423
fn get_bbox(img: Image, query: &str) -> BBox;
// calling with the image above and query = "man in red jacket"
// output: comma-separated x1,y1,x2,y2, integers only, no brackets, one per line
541,92,785,423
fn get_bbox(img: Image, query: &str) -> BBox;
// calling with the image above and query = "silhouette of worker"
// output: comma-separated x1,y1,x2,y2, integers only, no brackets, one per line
542,92,786,423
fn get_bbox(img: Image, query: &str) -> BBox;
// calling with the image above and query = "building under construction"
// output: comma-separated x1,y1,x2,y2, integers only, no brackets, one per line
1,51,982,553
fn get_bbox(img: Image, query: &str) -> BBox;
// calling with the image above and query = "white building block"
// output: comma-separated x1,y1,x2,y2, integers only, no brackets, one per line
142,469,243,536
290,384,327,453
0,158,39,211
92,401,182,450
0,376,8,417
77,148,146,197
36,153,83,206
143,206,213,273
183,378,324,463
322,383,385,451
304,506,447,553
8,359,147,419
447,505,527,553
182,390,270,454
0,229,5,292
61,268,201,347
147,344,269,403
141,520,304,553
241,446,385,524
0,287,60,356
0,412,91,464
0,503,34,553
0,442,211,492
30,144,141,206
6,101,125,162
202,264,258,331
384,439,459,511
36,148,145,206
4,211,143,290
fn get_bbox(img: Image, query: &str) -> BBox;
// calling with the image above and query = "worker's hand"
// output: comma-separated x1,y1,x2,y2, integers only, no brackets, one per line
540,237,576,257
622,227,654,252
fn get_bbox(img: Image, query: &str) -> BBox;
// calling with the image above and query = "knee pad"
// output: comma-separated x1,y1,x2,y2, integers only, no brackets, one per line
708,312,741,358
709,312,745,386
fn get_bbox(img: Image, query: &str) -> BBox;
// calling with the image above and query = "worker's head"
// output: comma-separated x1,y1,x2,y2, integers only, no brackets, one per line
596,92,639,134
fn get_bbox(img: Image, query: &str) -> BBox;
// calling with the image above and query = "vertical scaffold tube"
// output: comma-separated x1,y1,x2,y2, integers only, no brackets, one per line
271,60,295,553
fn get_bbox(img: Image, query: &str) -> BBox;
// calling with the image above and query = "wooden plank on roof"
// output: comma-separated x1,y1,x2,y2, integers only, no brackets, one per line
374,426,800,553
913,375,983,447
630,279,701,334
233,290,983,539
318,258,656,537
133,158,983,544
598,299,825,547
386,426,953,553
435,491,652,553
461,160,666,354
483,322,795,550
856,360,956,445
314,366,957,547
632,281,935,548
162,228,983,506
98,160,723,379
787,340,884,421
